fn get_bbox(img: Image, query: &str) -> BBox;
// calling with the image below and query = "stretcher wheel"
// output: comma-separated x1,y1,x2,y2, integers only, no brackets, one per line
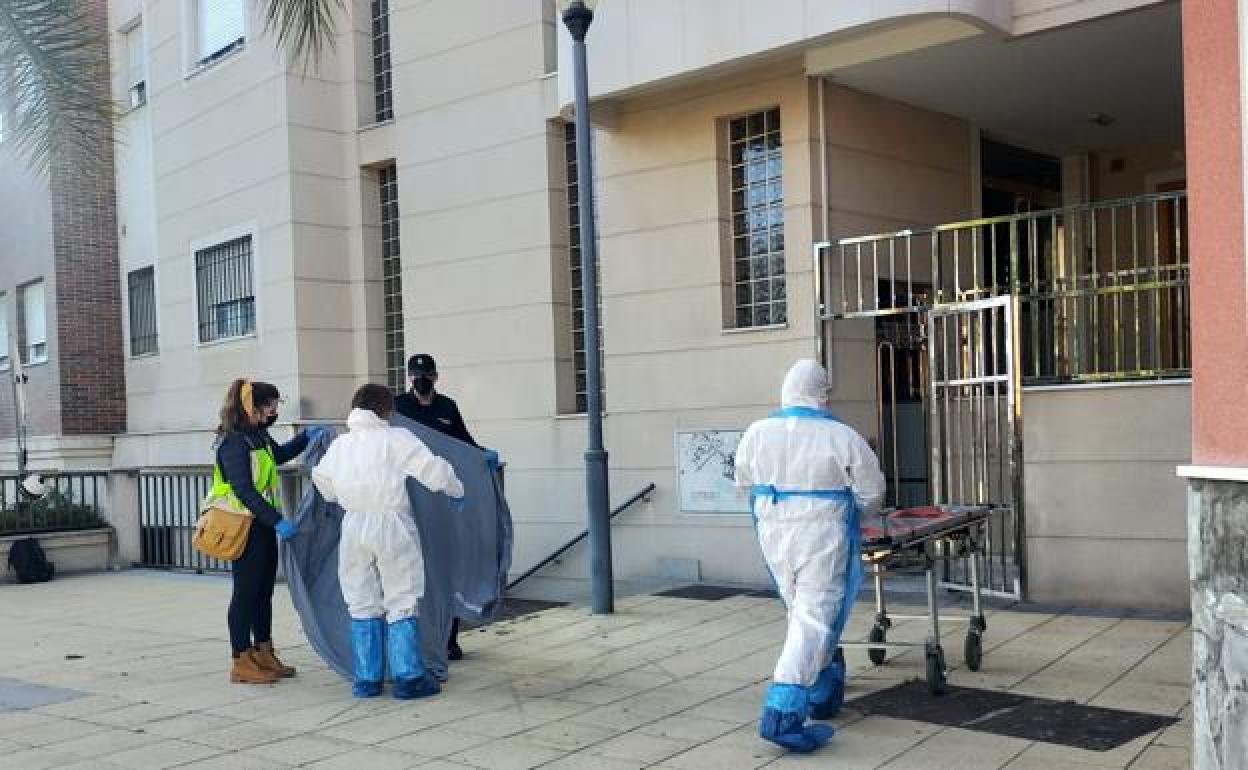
925,648,947,695
964,629,983,672
867,625,888,665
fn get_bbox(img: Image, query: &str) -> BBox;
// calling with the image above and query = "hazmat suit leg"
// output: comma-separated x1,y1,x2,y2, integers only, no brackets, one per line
756,510,849,751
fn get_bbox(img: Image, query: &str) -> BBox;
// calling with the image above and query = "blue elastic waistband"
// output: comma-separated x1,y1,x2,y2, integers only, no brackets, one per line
750,484,853,505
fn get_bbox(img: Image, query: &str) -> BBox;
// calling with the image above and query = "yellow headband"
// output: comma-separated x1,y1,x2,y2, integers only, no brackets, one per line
240,381,256,420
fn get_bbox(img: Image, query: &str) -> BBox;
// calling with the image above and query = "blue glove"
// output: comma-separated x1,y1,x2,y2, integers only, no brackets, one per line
484,449,501,471
275,519,298,541
448,495,466,514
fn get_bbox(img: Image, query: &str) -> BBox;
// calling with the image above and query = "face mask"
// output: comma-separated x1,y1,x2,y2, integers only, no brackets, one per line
413,377,434,397
264,414,278,428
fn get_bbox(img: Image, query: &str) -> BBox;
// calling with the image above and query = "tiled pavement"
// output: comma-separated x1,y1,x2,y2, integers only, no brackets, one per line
0,572,1192,769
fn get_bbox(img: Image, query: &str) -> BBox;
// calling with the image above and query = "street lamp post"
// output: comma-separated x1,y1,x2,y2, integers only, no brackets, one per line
561,0,613,614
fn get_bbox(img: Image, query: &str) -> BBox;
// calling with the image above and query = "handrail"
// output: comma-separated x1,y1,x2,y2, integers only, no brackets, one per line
506,482,656,592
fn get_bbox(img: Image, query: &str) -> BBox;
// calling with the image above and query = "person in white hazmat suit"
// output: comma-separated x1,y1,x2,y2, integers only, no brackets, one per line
311,384,466,699
735,359,885,753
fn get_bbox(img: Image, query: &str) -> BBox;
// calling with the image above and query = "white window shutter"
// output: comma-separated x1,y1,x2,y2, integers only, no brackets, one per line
197,0,245,60
22,281,46,355
126,24,144,88
0,295,9,362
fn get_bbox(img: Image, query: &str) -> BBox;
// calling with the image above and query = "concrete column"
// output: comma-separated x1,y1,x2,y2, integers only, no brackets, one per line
1182,0,1248,767
106,470,142,567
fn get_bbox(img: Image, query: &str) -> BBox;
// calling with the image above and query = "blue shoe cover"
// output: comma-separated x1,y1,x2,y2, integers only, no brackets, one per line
350,617,385,699
759,683,833,753
388,617,440,700
810,661,846,720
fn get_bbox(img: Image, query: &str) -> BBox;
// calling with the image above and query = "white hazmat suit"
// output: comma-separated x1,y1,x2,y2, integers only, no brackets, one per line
312,408,465,622
735,359,885,752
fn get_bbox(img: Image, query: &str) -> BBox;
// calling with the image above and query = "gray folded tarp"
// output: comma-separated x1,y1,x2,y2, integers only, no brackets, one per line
281,415,513,682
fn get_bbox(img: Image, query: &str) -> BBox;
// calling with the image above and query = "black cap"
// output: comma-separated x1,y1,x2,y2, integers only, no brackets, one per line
407,354,437,376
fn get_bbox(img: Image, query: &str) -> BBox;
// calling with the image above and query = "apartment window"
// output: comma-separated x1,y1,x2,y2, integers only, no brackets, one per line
195,235,255,343
128,267,158,356
564,121,603,414
379,165,405,391
124,21,147,108
0,293,9,370
728,108,786,328
195,0,245,66
18,280,48,365
371,0,393,122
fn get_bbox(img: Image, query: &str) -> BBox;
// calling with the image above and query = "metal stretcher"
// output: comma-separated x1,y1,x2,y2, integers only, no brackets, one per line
838,504,996,694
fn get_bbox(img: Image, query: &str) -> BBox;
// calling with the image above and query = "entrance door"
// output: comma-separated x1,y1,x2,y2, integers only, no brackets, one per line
928,296,1024,599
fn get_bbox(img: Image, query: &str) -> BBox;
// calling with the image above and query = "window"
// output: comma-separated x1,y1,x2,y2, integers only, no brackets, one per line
371,0,393,122
128,267,158,356
379,165,405,390
196,0,245,66
0,293,9,370
195,235,255,343
564,121,603,414
124,22,147,108
728,108,786,328
18,280,47,364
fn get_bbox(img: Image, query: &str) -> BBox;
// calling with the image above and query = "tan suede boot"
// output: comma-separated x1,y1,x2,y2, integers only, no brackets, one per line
253,641,296,678
230,649,280,684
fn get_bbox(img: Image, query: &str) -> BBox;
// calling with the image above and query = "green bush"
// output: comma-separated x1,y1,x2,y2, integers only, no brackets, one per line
0,489,108,534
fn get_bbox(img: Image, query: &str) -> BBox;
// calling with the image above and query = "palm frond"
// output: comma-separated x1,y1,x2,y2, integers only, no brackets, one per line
261,0,344,74
0,0,116,176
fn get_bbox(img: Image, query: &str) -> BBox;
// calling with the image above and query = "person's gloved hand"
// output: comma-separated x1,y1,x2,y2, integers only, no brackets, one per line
275,519,299,541
448,495,466,514
484,449,501,471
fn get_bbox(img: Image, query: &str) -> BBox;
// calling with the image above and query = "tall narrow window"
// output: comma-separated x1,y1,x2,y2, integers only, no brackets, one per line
128,267,158,356
728,108,785,328
0,292,10,369
18,280,47,364
564,122,603,414
379,165,405,391
195,236,255,343
196,0,245,66
124,21,147,108
371,0,393,122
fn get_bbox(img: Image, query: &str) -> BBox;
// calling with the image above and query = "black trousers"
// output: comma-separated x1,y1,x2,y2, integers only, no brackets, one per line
228,524,278,655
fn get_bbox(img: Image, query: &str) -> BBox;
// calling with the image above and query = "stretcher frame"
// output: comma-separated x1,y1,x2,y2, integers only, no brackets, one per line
838,504,996,694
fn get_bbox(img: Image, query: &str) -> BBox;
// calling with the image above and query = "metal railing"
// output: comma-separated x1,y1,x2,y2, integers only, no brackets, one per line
0,472,109,536
820,192,1190,385
506,482,656,592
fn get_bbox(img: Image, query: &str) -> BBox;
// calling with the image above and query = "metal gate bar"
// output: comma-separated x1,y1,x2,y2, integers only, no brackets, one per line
928,296,1022,599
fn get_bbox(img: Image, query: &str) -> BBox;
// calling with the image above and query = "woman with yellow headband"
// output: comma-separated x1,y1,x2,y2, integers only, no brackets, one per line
215,378,326,684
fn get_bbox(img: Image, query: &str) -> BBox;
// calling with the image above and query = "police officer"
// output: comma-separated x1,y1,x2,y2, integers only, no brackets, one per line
394,353,484,660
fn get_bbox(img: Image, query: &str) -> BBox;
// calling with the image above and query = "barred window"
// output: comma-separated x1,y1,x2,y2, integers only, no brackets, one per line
195,236,255,343
729,108,785,328
371,0,393,122
379,165,405,391
564,121,603,414
127,267,158,356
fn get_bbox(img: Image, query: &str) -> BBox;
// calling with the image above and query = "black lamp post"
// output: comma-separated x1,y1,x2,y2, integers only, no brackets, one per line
560,0,612,615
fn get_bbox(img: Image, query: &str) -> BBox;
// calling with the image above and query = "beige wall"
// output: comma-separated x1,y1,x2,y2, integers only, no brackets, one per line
0,158,61,444
1023,382,1191,609
819,83,974,443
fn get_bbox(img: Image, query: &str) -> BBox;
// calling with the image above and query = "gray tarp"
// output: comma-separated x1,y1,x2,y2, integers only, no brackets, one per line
281,415,513,682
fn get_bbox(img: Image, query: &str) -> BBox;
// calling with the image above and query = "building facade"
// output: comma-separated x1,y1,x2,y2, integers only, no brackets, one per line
94,0,1193,608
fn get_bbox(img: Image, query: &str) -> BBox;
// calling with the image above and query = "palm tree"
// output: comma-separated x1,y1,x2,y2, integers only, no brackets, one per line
0,0,340,175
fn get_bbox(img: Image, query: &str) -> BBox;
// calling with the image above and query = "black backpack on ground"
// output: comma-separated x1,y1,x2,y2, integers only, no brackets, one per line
7,537,55,584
